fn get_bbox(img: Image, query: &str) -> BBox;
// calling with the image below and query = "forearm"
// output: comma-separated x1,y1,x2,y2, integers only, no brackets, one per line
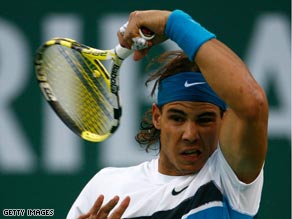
194,39,267,118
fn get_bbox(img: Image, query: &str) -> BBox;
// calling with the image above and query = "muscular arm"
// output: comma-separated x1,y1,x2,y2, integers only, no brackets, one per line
195,39,268,183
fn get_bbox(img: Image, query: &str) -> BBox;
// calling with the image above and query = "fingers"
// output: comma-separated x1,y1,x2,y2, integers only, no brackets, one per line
133,49,150,61
78,195,130,219
118,25,153,60
92,195,105,214
118,27,152,51
96,196,119,218
108,196,131,219
77,195,104,219
117,10,170,57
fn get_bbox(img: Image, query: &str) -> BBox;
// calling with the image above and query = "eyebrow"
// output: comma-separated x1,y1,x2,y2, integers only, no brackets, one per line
197,112,217,117
166,108,187,116
166,108,217,118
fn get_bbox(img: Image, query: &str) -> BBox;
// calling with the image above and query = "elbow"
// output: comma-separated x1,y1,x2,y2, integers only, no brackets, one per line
241,86,269,121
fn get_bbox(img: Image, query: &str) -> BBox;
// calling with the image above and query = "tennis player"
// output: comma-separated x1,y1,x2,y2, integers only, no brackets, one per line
67,9,268,219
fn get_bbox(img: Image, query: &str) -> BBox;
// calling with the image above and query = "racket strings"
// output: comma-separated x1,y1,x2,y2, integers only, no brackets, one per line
61,47,114,133
76,55,113,109
70,51,112,109
43,45,115,135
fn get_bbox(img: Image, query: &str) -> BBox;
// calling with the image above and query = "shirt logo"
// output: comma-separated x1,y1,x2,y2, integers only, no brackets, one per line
184,81,206,87
171,186,188,196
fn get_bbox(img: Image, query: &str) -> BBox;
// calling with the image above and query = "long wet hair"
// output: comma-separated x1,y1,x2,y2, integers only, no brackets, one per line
135,50,200,152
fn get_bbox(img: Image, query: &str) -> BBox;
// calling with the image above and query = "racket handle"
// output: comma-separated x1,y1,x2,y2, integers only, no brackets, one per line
115,45,133,60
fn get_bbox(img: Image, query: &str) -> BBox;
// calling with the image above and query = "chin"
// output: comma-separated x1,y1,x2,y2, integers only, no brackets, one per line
180,166,202,175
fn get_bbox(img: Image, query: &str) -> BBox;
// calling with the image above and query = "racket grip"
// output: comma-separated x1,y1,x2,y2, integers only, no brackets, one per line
115,45,133,60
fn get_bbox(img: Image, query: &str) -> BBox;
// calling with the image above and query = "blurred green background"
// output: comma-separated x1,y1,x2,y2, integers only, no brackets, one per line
0,0,290,218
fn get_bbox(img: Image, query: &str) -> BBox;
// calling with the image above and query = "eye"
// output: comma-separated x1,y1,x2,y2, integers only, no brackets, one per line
169,115,185,123
197,117,215,124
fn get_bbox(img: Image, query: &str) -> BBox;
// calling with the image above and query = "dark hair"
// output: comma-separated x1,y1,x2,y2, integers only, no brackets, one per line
135,50,200,152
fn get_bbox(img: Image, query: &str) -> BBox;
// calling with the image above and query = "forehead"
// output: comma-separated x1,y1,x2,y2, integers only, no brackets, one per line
162,101,220,115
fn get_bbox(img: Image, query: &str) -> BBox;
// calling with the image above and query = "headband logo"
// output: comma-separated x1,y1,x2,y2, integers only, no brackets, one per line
184,81,206,88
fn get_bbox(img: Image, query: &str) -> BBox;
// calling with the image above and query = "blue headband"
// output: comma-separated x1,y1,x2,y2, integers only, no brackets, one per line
157,72,227,111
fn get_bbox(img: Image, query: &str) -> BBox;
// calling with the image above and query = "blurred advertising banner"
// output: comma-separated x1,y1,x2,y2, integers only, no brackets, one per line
0,1,290,218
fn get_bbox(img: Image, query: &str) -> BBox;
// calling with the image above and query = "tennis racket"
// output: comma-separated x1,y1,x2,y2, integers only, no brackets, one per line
34,26,154,142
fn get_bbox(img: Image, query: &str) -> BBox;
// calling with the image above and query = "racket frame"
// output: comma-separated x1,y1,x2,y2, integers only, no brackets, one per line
35,38,132,142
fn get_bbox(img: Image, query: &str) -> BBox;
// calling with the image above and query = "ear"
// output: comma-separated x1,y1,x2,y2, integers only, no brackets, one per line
152,103,161,130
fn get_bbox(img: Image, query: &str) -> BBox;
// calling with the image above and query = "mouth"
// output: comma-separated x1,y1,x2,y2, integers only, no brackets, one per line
180,149,202,164
181,149,202,157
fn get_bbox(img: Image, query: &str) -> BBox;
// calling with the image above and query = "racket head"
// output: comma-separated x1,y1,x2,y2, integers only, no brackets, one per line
35,37,123,142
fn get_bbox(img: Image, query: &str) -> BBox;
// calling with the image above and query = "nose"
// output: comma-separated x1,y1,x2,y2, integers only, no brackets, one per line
182,121,199,143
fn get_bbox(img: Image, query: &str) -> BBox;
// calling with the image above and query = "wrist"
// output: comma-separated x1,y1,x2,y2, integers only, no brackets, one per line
165,10,215,60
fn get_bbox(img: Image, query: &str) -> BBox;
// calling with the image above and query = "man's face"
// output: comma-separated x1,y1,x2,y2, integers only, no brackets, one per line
152,101,222,176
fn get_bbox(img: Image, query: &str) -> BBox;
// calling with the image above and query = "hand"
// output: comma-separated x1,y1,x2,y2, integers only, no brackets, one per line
117,10,171,60
78,195,130,219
